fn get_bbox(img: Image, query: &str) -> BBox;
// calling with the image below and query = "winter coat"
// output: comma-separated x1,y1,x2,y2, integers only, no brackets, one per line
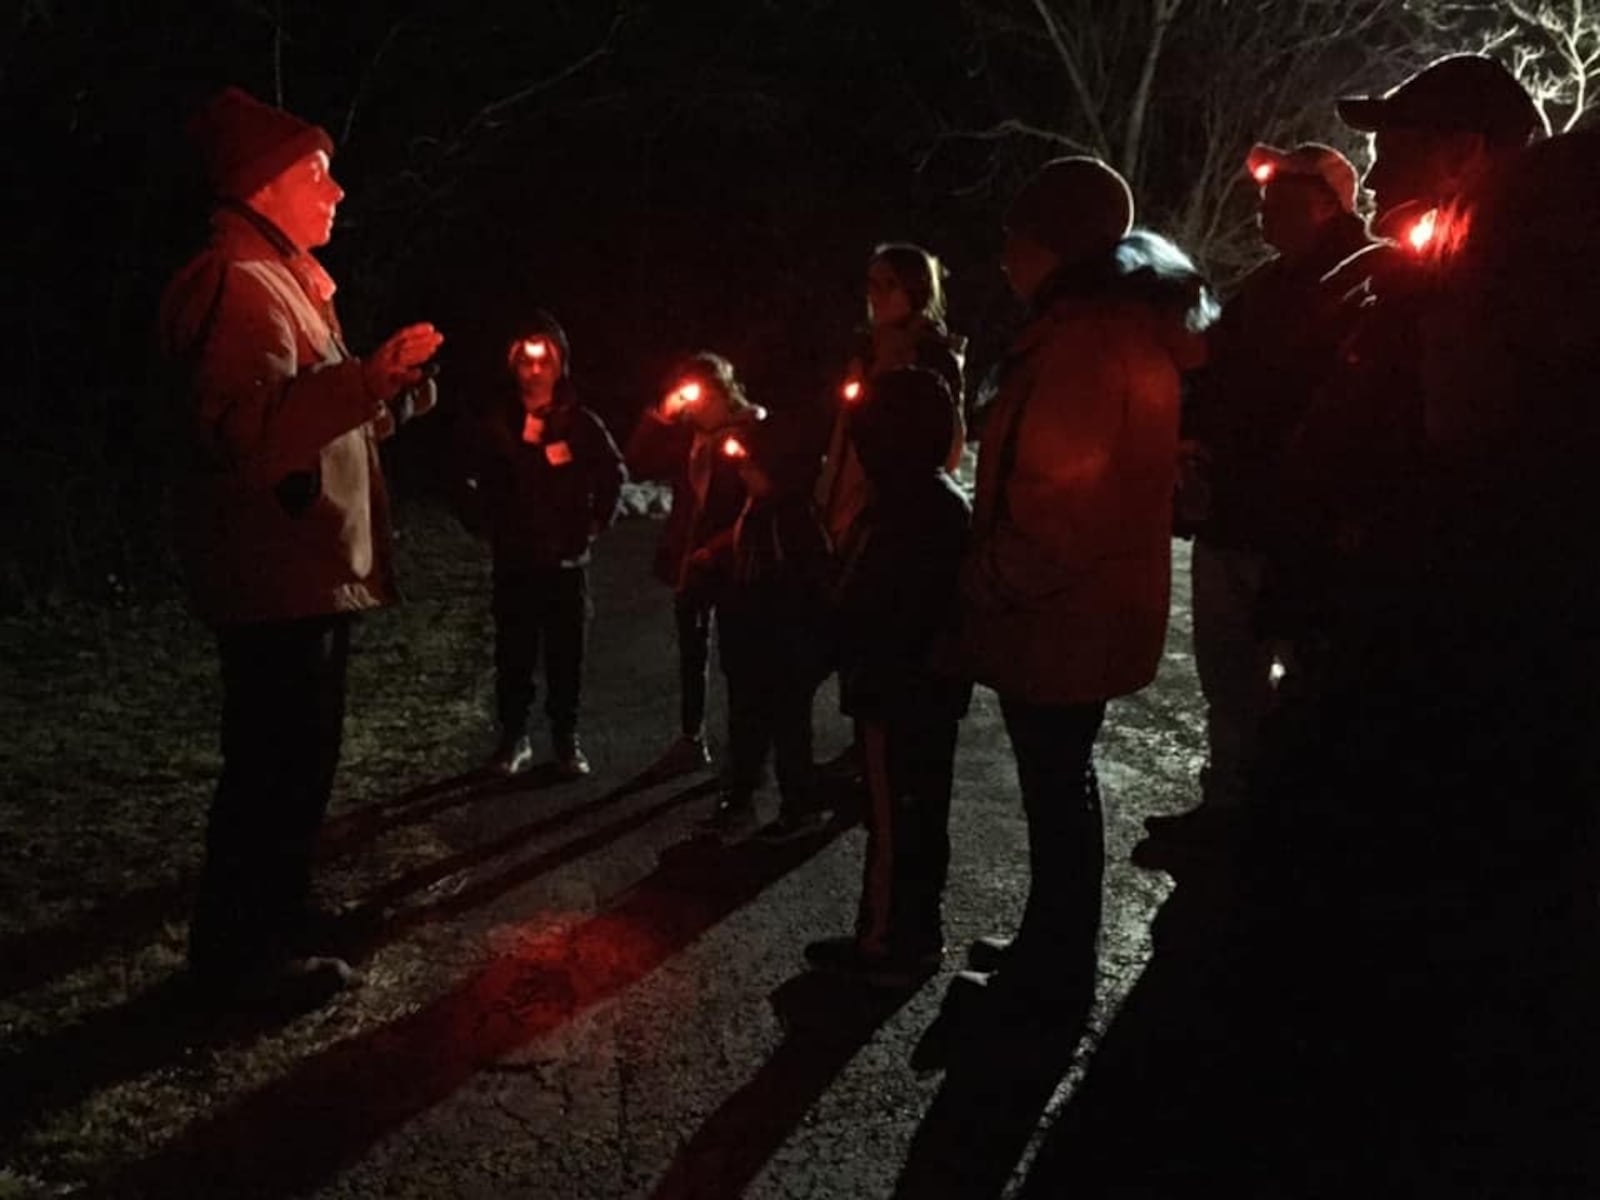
956,236,1210,704
1185,212,1373,550
1410,127,1600,845
158,204,430,627
816,316,967,548
624,409,755,594
833,473,972,721
1260,239,1434,645
1423,126,1600,636
456,394,625,574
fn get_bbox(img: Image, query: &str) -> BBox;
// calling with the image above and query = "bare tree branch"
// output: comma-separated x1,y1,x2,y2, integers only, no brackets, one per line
1029,0,1112,157
458,8,627,141
941,116,1101,154
951,0,1420,273
340,18,409,146
1121,0,1184,179
1408,0,1600,132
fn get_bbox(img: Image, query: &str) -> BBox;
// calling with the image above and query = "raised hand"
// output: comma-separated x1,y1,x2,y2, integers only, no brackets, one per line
364,322,444,402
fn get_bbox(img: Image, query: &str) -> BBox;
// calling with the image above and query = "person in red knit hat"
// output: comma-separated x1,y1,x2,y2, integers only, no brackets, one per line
160,86,443,1007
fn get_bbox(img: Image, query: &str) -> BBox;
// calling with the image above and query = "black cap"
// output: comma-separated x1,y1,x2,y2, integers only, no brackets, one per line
1337,55,1545,149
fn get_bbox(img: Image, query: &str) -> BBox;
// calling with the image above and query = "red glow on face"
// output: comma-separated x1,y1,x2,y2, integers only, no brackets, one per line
1251,162,1275,184
664,380,703,414
721,435,748,460
1405,208,1438,252
520,338,550,361
841,379,863,403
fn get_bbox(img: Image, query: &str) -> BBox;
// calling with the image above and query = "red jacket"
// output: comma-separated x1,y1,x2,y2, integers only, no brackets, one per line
958,258,1206,704
159,206,415,626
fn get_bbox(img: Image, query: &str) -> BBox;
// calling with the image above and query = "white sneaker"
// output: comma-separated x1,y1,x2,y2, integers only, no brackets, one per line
488,734,534,776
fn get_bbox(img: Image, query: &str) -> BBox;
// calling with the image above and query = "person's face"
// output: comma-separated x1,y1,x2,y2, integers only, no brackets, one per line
1257,174,1340,257
249,150,344,250
511,336,563,409
1364,125,1485,231
681,378,735,432
866,260,913,327
1001,229,1060,305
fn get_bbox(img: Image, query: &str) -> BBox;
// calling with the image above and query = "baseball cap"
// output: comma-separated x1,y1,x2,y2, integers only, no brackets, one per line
1337,54,1546,149
1245,142,1360,212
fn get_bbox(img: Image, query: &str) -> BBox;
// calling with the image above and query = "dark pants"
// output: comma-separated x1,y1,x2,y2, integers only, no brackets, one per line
856,712,957,957
997,695,1107,1004
189,614,351,980
720,609,819,814
493,566,589,743
1192,539,1275,808
674,591,714,738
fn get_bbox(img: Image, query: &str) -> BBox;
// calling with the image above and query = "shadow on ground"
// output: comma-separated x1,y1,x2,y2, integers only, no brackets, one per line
0,767,708,1146
87,799,855,1198
891,959,1091,1198
0,757,662,1005
0,766,537,1004
649,969,924,1199
1006,822,1600,1199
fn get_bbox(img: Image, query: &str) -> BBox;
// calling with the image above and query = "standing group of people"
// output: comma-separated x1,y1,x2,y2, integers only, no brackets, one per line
160,45,1600,1076
1162,49,1600,935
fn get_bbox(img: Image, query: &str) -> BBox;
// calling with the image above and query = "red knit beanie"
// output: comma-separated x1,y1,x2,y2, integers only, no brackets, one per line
186,86,334,200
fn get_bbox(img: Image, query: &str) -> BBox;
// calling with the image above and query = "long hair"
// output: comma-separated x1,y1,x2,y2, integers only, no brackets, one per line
869,242,948,327
666,351,768,429
669,351,750,406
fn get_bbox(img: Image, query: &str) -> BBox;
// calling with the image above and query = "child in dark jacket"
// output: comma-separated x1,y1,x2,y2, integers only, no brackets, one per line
458,311,625,779
700,405,834,839
805,366,972,985
624,353,766,779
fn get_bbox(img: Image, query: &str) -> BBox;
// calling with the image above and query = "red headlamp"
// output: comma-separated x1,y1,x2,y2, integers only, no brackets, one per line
720,435,748,460
520,338,550,361
1404,208,1438,253
664,380,703,414
840,379,863,404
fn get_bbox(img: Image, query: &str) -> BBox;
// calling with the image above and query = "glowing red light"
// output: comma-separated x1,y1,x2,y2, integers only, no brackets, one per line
520,338,549,360
664,380,702,414
1251,162,1274,184
721,435,748,460
841,379,863,403
1405,208,1438,252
